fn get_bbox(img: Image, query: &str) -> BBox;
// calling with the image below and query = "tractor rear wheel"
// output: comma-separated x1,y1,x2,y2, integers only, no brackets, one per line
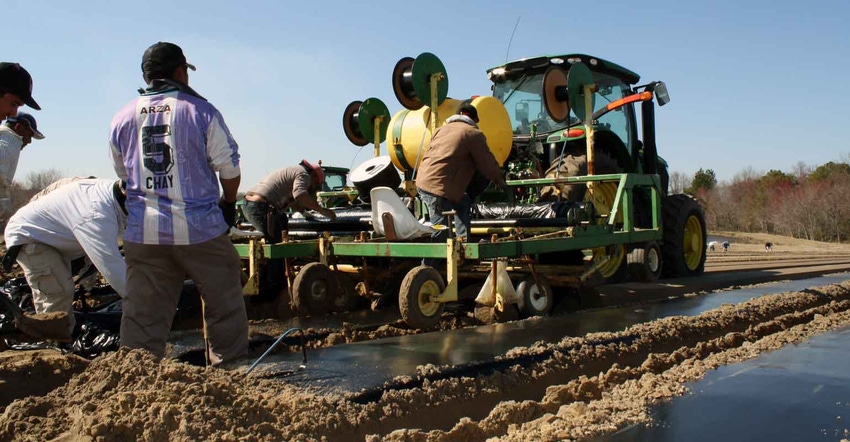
291,263,336,315
399,266,445,330
627,241,663,282
661,195,707,278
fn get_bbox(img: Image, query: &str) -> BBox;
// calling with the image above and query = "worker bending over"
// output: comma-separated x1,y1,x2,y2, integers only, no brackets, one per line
3,178,128,339
242,159,337,244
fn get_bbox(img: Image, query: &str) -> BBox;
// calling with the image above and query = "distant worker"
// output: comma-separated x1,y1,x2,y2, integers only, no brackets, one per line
722,241,730,252
0,112,45,224
242,160,337,244
109,41,247,366
0,62,40,119
3,178,128,340
415,102,506,241
765,242,773,252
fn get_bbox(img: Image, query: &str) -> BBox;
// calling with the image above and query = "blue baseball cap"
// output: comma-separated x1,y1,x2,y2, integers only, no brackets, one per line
7,112,44,139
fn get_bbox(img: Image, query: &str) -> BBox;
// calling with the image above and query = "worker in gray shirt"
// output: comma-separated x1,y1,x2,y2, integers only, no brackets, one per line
242,160,337,243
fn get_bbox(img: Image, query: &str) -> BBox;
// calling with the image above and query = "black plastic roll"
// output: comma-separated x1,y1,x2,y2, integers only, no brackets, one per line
350,156,402,202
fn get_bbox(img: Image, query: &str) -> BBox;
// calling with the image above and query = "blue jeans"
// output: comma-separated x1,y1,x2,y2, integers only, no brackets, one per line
417,189,471,241
242,200,287,243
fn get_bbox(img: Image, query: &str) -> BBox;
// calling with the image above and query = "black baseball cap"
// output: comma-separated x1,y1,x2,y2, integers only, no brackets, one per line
141,42,196,80
0,63,40,111
6,112,44,139
457,102,479,122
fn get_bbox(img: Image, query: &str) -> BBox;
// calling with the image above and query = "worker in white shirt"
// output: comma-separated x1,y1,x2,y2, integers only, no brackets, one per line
3,178,127,338
0,112,45,224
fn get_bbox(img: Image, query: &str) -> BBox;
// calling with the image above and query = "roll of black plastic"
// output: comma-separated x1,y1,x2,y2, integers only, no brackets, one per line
350,156,402,203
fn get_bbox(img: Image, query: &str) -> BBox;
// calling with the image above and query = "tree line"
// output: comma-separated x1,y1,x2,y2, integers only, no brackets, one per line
674,160,850,242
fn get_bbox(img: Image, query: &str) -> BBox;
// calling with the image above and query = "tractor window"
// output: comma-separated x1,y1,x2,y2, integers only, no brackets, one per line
592,73,634,151
493,70,636,148
323,173,347,191
494,73,567,136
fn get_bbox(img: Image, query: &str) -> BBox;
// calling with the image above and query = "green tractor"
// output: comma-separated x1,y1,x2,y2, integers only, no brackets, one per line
234,52,707,326
486,53,706,279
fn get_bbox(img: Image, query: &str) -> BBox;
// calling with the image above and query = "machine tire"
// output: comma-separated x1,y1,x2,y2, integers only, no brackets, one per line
516,273,554,317
592,244,628,284
399,266,445,330
291,263,336,315
331,272,358,313
661,194,707,278
474,303,520,324
627,241,663,282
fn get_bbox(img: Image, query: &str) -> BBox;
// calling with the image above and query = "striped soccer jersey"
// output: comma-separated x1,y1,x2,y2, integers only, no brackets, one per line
109,87,240,245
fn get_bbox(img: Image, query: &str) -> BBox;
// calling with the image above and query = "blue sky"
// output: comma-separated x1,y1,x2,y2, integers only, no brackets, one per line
5,0,848,188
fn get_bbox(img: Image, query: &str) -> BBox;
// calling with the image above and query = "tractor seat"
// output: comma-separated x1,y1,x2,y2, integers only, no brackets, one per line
370,187,436,240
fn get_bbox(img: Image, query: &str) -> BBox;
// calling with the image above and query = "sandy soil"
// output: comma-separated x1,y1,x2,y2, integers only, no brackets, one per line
1,232,850,441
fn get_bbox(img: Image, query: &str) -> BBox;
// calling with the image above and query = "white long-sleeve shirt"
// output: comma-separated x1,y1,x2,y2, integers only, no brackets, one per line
0,125,23,198
4,178,128,297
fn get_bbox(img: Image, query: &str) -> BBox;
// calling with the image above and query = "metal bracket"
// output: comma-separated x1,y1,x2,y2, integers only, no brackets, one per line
242,238,264,296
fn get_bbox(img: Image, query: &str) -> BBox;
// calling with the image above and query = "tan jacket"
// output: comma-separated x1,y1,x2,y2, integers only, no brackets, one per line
415,117,504,203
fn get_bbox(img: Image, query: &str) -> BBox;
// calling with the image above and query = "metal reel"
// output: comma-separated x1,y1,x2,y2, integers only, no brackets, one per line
516,273,554,317
567,62,594,122
342,98,390,147
542,66,569,123
398,265,445,330
291,262,336,315
391,53,449,110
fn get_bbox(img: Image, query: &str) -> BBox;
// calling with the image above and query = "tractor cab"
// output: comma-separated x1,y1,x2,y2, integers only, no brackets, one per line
487,54,670,192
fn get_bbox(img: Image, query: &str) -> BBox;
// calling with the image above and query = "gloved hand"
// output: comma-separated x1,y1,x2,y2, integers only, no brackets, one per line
319,208,337,222
218,198,237,228
1,245,22,273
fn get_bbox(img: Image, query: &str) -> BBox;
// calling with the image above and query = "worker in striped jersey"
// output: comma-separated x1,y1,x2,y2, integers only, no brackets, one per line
109,41,247,367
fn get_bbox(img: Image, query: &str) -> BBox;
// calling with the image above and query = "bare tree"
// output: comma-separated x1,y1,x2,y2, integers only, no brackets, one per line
669,171,689,194
731,166,761,184
9,168,67,212
792,161,813,180
24,168,65,193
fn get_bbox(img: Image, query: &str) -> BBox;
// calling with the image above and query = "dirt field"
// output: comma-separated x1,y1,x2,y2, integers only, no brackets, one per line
1,232,850,441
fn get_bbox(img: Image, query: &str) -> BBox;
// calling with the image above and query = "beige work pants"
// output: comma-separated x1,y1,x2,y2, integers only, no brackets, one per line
16,242,76,333
120,234,248,366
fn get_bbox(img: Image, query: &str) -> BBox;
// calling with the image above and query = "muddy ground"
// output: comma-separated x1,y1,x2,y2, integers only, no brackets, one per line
2,233,850,441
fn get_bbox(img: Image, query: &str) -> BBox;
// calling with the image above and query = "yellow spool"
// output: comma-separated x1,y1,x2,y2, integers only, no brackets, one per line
387,96,513,174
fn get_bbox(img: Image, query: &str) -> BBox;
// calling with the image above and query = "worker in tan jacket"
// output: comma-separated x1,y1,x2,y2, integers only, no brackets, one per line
415,103,506,241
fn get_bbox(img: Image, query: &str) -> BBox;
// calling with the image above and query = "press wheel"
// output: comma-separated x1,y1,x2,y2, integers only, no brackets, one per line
291,263,336,315
516,273,554,317
398,265,445,330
